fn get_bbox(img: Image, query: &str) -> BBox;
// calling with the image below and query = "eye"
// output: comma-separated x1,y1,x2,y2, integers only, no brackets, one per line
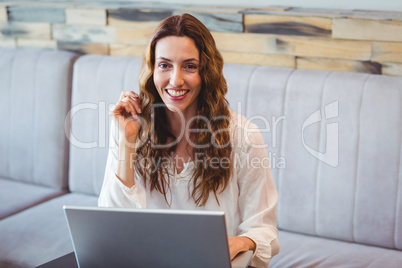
184,64,198,71
158,63,170,69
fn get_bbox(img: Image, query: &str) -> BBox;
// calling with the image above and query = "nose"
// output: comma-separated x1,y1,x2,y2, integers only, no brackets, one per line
170,69,184,87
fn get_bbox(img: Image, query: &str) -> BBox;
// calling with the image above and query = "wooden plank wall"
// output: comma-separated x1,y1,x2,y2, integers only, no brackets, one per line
0,2,402,76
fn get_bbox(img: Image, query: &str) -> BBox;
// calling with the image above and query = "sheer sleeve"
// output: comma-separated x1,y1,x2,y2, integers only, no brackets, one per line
98,120,147,208
235,122,279,267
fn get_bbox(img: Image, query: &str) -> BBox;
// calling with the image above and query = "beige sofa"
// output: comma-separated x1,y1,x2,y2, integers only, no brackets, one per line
0,48,402,267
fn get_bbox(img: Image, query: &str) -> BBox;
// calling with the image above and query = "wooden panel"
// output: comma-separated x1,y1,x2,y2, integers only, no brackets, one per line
212,32,276,54
52,24,115,43
0,22,51,39
57,41,109,55
221,51,295,68
372,42,402,63
245,14,332,37
0,38,16,48
66,8,106,26
109,19,160,30
297,57,382,74
271,8,347,19
333,19,402,42
0,6,6,22
382,62,402,77
82,2,183,10
173,11,243,33
276,9,402,20
115,27,153,45
242,7,292,12
17,38,57,49
108,9,172,27
109,20,160,30
173,6,241,14
347,10,402,21
8,6,65,23
277,36,371,60
110,44,146,57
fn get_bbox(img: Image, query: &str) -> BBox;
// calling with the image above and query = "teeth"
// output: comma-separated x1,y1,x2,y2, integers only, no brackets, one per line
167,89,187,97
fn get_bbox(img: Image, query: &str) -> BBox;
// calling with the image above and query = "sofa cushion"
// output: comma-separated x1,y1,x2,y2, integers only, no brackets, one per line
0,177,66,219
68,55,142,195
270,231,402,268
0,193,98,268
0,48,78,189
223,63,402,251
223,64,294,186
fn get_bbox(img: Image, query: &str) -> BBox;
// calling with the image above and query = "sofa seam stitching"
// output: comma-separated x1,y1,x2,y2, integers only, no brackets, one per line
276,68,296,229
244,65,258,117
7,50,16,180
93,56,108,195
314,71,333,236
392,84,402,250
351,74,371,243
32,51,45,185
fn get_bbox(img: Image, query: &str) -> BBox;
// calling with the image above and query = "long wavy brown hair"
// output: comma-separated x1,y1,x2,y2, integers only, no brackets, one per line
135,13,232,207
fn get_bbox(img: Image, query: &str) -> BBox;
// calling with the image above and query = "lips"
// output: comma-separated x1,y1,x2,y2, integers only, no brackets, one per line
165,89,189,100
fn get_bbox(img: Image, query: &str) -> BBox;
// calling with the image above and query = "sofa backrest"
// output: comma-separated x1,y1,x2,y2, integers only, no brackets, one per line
223,64,402,251
0,48,78,189
68,55,142,195
69,54,402,251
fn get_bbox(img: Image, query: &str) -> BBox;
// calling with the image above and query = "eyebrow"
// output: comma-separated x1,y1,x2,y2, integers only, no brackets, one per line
156,57,199,62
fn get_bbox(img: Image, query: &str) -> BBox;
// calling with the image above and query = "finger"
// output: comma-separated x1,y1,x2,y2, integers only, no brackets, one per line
120,91,141,113
112,104,128,118
129,96,142,113
119,91,132,101
120,90,139,101
126,92,141,113
121,97,138,118
114,99,135,119
121,92,141,114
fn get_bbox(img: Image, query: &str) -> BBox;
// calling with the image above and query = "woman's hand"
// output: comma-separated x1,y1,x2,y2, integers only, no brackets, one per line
228,236,256,260
113,91,142,188
112,91,142,143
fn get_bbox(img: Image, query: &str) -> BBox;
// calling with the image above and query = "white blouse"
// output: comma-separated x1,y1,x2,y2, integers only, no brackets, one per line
98,110,279,267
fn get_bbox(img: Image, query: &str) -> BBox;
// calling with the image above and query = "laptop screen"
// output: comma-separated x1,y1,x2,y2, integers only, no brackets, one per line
64,206,251,268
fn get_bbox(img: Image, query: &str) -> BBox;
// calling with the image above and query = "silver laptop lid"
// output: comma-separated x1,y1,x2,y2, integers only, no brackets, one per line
63,206,235,268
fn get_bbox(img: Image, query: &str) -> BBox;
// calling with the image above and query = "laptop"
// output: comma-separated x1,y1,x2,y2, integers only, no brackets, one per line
63,206,253,268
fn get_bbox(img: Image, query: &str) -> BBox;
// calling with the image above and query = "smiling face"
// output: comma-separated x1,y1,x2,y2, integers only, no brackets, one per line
153,36,202,118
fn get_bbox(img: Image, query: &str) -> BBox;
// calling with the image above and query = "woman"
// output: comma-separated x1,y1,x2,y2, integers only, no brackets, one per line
99,13,279,267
